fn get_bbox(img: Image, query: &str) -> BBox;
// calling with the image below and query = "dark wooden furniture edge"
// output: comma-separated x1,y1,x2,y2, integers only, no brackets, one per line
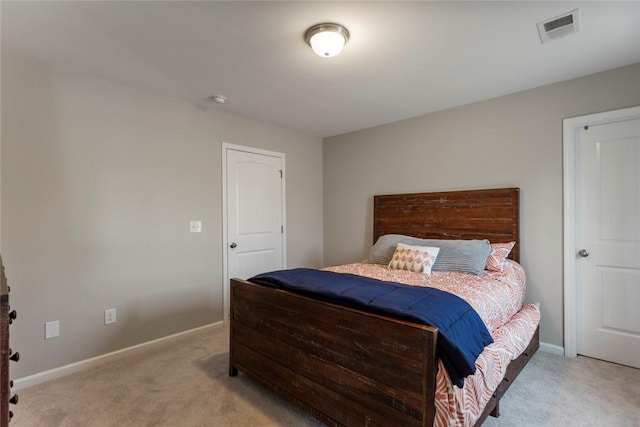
1,256,11,427
374,187,520,262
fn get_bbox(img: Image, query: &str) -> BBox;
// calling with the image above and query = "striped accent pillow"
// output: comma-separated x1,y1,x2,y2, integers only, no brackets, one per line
425,239,491,275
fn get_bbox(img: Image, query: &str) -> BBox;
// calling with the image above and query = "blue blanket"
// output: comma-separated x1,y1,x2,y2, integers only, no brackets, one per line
249,268,493,387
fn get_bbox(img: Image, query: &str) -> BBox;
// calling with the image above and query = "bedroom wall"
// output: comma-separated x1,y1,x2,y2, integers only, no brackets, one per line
1,52,323,378
323,62,640,349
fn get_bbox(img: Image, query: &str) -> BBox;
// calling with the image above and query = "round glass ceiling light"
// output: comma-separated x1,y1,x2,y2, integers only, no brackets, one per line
304,23,350,58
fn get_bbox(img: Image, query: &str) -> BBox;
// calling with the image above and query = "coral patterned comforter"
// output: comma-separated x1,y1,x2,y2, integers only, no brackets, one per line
324,260,540,427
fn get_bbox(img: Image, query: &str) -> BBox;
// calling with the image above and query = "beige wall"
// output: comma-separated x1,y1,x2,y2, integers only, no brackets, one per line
1,52,323,378
323,62,640,348
4,48,639,378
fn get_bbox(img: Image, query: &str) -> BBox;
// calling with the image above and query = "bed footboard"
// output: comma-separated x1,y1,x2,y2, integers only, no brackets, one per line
229,278,439,426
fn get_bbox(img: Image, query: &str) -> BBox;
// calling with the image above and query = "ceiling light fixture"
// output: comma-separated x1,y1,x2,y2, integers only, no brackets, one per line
304,23,350,58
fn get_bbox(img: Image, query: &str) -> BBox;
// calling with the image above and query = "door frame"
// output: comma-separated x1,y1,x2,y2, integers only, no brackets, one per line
222,142,286,322
562,105,640,357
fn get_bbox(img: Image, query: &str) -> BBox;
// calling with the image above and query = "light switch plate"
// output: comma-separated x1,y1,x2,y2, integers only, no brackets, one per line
45,320,60,339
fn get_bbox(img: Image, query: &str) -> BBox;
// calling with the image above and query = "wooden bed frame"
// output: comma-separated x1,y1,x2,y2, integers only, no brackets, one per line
229,187,539,426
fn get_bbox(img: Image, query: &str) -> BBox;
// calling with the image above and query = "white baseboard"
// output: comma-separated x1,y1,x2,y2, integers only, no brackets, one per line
13,321,223,391
539,341,565,356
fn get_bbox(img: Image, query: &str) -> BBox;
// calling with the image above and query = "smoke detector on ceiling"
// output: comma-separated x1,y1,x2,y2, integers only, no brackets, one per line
537,9,581,44
195,94,227,111
209,95,226,104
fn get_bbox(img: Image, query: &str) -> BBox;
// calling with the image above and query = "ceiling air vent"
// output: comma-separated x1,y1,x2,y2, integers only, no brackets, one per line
537,9,581,44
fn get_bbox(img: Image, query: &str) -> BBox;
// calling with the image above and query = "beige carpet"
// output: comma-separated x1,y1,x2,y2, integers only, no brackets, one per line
11,325,640,426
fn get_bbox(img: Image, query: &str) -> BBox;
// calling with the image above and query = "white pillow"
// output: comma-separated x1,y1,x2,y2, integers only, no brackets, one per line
388,243,440,274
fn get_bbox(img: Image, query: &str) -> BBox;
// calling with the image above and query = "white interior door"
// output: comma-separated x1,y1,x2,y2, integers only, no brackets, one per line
577,118,640,368
223,144,285,320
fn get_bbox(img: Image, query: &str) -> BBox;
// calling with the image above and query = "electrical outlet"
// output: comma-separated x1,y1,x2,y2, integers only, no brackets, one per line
189,220,202,233
45,320,60,339
104,308,116,325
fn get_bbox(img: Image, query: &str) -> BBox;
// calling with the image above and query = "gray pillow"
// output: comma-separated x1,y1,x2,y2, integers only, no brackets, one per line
367,234,420,265
368,234,491,275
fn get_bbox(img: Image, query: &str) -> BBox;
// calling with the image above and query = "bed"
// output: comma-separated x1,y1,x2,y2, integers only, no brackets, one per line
229,187,540,426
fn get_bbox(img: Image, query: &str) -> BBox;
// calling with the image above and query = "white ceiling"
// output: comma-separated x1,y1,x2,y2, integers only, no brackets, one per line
2,1,639,138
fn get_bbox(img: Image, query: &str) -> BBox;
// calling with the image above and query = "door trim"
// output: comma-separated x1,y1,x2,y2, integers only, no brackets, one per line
222,142,286,322
562,105,640,358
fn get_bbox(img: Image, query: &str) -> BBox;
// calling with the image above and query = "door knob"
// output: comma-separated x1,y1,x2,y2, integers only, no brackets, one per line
578,249,590,258
230,242,237,249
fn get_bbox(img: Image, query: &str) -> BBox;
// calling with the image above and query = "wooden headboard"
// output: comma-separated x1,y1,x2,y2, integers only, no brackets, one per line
373,187,520,262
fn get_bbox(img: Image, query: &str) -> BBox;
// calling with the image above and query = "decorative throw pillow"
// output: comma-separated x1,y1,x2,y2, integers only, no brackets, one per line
369,234,492,275
485,242,516,272
424,239,491,275
388,243,440,274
